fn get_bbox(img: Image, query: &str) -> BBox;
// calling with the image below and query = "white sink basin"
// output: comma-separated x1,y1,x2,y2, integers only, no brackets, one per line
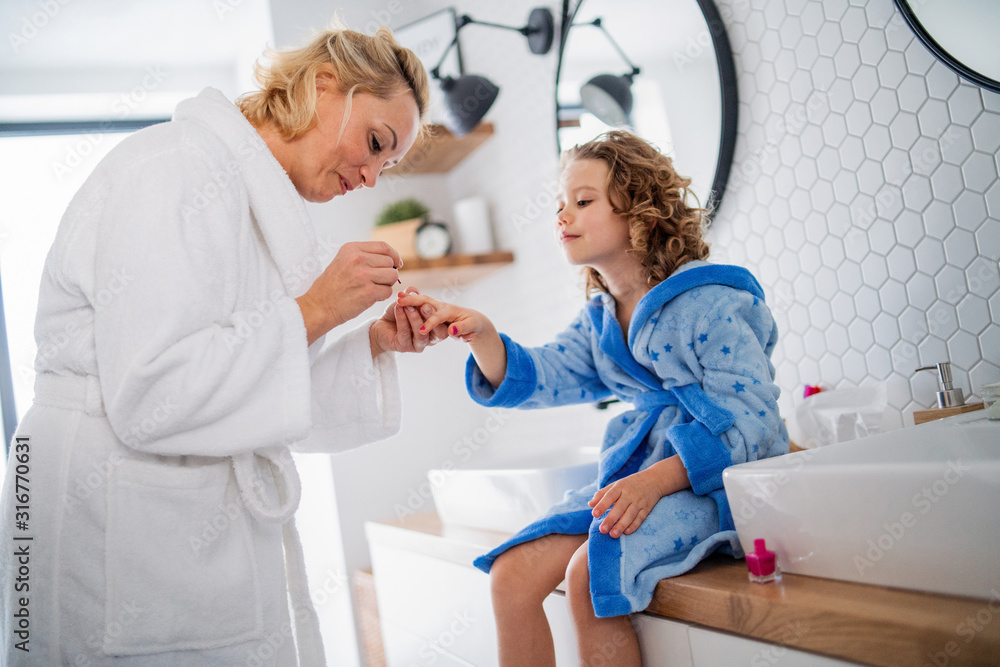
723,411,1000,600
430,446,599,533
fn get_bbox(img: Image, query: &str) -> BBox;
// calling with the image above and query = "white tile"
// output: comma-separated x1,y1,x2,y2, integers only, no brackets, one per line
903,36,936,75
842,348,868,383
855,284,882,321
821,236,846,268
909,136,942,177
831,291,857,323
925,60,959,100
941,126,975,166
916,98,950,140
975,218,1000,258
879,279,909,316
961,151,998,194
883,148,913,187
985,181,1000,219
815,266,839,300
869,88,899,127
947,331,981,371
876,50,906,88
914,236,946,274
971,112,1000,153
817,145,841,181
825,322,850,355
821,113,848,147
816,20,841,57
886,245,917,280
858,29,887,66
957,294,991,335
812,55,836,90
845,101,872,138
935,265,968,304
840,5,866,42
966,256,1000,298
851,64,879,101
838,135,865,170
894,209,924,248
775,50,797,83
861,251,889,287
804,328,827,358
953,191,988,231
970,359,1000,398
929,163,964,203
810,180,835,213
798,241,821,271
873,311,901,348
788,302,810,335
889,111,920,150
866,345,893,380
828,202,854,236
834,42,861,78
944,228,978,269
926,300,959,338
833,170,859,203
783,220,806,251
905,272,937,310
775,166,797,198
922,200,957,237
809,298,833,330
896,74,927,114
856,159,885,196
899,306,930,345
868,220,897,255
836,258,862,293
948,84,984,126
760,29,782,62
891,340,921,376
901,174,932,213
819,352,844,382
917,334,949,368
799,124,825,158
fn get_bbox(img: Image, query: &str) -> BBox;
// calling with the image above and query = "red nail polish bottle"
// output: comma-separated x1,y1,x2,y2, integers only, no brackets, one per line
746,538,781,584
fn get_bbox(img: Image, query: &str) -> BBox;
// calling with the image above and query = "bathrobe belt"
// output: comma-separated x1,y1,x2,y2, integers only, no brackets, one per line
32,372,326,667
600,385,736,488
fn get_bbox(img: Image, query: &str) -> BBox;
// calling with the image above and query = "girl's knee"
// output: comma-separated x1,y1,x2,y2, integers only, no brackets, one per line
564,546,593,614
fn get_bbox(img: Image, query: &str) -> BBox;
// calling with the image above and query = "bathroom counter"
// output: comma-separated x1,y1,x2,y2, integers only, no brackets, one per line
367,512,1000,667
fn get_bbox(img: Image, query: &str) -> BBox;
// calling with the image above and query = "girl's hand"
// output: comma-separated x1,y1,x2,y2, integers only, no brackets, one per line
396,292,494,343
588,468,664,538
370,287,447,356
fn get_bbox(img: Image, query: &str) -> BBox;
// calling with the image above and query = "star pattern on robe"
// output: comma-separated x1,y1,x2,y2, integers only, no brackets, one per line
687,342,695,350
698,333,708,343
721,346,731,355
689,536,698,546
733,381,746,393
758,410,766,417
664,343,673,352
650,349,660,361
727,316,733,323
674,538,684,551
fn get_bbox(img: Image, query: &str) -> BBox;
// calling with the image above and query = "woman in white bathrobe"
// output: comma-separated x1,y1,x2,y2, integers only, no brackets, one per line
1,27,437,666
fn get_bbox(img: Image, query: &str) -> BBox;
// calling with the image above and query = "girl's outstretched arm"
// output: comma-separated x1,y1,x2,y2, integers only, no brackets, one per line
396,291,507,388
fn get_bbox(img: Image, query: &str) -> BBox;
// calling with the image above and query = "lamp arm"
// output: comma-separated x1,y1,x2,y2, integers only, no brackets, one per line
430,31,461,80
575,17,641,78
462,16,542,38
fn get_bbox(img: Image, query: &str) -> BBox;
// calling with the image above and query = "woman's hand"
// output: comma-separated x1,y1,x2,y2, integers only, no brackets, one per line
369,287,448,356
589,456,691,538
297,241,402,345
396,292,507,388
395,292,493,343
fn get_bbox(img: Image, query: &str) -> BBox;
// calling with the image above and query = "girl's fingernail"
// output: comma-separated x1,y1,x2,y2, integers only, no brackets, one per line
450,325,457,335
419,326,426,332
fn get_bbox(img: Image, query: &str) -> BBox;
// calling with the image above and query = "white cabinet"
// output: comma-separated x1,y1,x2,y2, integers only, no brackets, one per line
368,524,858,667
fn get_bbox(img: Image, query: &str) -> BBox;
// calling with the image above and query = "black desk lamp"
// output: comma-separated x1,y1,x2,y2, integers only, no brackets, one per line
576,18,642,127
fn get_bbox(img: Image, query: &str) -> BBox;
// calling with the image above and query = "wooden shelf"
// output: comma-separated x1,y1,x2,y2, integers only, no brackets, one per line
398,250,514,289
389,123,494,175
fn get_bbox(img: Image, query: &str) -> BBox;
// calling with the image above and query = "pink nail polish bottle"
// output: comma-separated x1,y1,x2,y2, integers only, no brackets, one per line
746,538,781,584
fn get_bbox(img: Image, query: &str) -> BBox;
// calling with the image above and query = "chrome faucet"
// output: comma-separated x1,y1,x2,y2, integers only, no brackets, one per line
915,362,966,408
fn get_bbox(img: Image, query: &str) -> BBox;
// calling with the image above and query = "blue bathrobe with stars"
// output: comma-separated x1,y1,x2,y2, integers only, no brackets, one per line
466,261,789,617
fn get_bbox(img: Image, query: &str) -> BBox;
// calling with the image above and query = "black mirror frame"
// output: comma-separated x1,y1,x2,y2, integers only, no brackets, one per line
892,0,1000,95
554,0,739,219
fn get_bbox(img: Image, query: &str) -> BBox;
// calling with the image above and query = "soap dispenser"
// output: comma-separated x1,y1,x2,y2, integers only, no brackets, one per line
912,362,984,425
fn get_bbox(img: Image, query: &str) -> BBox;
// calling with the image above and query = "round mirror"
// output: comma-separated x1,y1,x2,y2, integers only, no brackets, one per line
893,0,1000,94
555,0,738,213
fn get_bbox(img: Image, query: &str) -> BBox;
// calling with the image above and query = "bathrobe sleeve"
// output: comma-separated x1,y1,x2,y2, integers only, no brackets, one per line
653,287,784,495
90,144,314,457
465,310,612,408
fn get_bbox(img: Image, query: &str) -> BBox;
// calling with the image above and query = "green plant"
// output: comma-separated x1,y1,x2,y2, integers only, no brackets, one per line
375,198,430,226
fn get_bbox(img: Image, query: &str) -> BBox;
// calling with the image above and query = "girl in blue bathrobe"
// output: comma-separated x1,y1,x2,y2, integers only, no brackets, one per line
398,130,789,666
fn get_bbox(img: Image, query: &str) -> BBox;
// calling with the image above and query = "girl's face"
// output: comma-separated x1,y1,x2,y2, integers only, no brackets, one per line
285,72,420,203
555,158,633,273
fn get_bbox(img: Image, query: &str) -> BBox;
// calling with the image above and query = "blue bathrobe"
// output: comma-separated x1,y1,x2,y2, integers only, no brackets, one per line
466,261,789,617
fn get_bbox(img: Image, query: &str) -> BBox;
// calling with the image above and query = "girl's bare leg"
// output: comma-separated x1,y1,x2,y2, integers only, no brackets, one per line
490,533,587,667
565,541,641,666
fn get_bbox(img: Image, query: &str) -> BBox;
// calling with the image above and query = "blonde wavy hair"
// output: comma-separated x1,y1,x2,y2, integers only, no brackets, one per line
238,26,430,140
561,131,711,296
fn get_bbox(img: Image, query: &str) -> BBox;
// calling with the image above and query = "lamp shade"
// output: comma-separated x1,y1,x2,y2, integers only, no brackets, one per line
439,74,500,136
580,73,634,127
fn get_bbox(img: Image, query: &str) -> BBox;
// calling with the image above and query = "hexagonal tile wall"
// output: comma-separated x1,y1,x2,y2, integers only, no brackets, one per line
708,0,1000,434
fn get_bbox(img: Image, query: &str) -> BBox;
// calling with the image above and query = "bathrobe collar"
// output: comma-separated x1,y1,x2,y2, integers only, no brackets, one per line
173,87,321,297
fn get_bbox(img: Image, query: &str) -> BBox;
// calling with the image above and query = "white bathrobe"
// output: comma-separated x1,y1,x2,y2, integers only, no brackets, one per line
0,88,401,666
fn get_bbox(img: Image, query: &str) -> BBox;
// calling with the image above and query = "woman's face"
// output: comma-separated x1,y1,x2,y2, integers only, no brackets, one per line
287,73,420,203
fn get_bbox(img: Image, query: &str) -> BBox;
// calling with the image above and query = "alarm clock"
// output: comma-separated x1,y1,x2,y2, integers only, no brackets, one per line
414,221,452,259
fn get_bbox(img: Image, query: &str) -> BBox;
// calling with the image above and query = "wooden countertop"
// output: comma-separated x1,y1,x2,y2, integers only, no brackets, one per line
366,513,1000,667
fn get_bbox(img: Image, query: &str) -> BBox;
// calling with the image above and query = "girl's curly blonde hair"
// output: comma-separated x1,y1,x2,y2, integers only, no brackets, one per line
561,130,711,296
238,26,430,140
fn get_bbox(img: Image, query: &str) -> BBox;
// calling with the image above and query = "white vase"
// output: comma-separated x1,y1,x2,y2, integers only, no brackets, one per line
452,196,494,255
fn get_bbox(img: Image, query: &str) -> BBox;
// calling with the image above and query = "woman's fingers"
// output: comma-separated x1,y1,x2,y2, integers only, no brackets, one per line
360,240,403,269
